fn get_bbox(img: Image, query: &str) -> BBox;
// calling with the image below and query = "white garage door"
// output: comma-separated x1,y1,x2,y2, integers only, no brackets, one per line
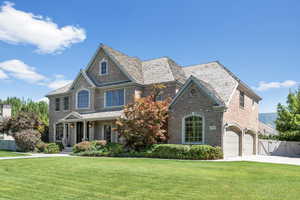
223,130,241,157
244,133,254,155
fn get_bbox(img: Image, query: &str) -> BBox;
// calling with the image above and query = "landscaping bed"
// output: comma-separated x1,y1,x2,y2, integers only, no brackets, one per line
72,140,223,160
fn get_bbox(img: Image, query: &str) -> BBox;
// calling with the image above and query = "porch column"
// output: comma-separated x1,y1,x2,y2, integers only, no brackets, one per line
83,120,87,141
53,123,56,142
63,123,66,146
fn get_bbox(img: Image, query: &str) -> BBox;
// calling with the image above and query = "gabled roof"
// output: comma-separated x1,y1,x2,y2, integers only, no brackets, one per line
60,110,123,122
183,61,261,103
142,57,186,84
70,69,96,89
169,75,225,109
46,82,72,96
84,44,144,84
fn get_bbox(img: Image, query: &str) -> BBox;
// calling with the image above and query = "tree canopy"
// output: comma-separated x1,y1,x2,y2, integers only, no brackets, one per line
0,97,48,125
276,88,300,141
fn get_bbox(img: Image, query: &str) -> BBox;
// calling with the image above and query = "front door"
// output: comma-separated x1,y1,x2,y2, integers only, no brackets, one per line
103,125,112,143
76,122,83,143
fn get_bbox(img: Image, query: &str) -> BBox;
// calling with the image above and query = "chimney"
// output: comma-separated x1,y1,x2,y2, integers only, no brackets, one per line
1,104,11,118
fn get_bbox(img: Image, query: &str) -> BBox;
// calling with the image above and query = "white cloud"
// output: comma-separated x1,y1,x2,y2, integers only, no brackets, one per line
47,79,72,90
0,59,71,90
0,59,45,82
0,2,86,54
254,80,298,91
36,97,49,104
0,69,8,79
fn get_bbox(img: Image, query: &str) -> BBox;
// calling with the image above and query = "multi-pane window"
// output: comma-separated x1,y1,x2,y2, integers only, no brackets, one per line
239,91,245,108
100,61,108,75
184,115,203,143
77,90,89,108
105,89,124,107
55,98,60,111
63,97,69,110
55,123,63,141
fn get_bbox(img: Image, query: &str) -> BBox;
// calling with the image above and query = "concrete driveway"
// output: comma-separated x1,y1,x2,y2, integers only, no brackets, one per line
222,155,300,166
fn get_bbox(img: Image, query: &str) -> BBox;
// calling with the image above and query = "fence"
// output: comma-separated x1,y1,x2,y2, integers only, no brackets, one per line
0,140,17,151
258,139,300,157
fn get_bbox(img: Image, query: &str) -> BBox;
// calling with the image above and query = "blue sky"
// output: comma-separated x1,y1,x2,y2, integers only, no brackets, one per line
0,0,299,113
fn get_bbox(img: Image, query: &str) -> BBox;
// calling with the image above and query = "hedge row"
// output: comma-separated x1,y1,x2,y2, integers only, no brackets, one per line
73,142,223,160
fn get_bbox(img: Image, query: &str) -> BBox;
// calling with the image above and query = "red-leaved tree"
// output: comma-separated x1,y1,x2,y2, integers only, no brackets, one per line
114,84,171,150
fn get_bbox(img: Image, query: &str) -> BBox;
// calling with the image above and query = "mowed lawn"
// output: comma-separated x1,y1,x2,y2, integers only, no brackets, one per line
0,157,299,200
0,150,29,157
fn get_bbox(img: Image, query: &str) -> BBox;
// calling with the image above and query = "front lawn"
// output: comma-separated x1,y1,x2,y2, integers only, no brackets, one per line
0,157,299,200
0,150,29,157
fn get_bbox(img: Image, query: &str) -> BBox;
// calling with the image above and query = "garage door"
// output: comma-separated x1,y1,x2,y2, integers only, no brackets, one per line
223,130,241,157
244,133,254,155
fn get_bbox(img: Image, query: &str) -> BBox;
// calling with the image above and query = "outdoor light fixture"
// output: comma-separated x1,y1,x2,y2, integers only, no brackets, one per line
70,123,74,129
88,122,93,128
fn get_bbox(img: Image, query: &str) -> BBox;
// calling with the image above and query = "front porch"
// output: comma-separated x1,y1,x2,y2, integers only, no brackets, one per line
53,110,123,147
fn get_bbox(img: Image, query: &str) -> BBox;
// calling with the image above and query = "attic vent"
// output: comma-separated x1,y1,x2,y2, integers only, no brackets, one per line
190,88,197,97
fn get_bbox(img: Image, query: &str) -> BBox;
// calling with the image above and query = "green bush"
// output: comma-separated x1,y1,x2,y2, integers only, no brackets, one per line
13,129,41,152
149,144,223,160
55,142,64,151
44,143,60,154
73,141,92,153
36,142,47,152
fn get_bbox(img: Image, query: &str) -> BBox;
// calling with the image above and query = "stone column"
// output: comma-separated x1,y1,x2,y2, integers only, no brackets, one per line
83,121,87,141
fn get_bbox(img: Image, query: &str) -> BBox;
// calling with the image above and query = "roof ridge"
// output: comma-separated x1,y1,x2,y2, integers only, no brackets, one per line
184,61,219,68
142,56,169,62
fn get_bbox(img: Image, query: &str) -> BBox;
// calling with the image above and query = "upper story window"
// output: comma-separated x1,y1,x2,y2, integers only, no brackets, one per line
100,60,108,75
183,115,203,144
55,98,60,111
77,89,90,109
105,89,124,107
239,91,245,108
155,94,163,101
63,96,69,110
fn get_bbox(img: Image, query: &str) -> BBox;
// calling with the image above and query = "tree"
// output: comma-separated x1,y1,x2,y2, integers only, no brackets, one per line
1,112,42,134
276,88,300,141
114,84,171,150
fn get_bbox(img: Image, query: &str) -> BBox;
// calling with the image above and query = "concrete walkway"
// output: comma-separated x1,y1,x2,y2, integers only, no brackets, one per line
0,153,71,160
220,155,300,166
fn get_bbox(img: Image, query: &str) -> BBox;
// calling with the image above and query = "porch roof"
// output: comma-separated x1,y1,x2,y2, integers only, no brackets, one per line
60,110,123,122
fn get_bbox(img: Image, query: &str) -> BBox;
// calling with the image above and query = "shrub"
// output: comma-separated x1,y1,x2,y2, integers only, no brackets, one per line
150,144,223,160
55,142,64,151
13,129,41,152
114,84,171,151
36,142,47,152
91,140,107,150
73,141,92,153
44,143,60,154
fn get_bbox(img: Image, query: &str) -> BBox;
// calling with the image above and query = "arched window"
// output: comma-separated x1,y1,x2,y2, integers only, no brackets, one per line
77,89,89,108
183,115,203,144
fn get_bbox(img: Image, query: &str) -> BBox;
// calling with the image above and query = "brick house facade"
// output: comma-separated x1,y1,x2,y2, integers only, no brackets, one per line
46,44,261,157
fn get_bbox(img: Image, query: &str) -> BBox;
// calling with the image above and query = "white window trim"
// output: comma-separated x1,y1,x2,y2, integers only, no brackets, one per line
63,96,70,111
182,113,205,145
104,88,126,108
75,88,91,110
99,58,108,76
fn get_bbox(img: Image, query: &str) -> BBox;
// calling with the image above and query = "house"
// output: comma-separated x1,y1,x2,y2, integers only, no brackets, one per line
258,121,278,136
46,44,262,157
0,104,13,140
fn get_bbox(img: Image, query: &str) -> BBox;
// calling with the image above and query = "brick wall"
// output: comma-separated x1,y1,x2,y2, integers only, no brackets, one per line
168,82,223,147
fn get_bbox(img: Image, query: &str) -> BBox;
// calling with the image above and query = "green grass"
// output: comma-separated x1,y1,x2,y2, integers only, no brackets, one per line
0,157,299,200
0,150,29,157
